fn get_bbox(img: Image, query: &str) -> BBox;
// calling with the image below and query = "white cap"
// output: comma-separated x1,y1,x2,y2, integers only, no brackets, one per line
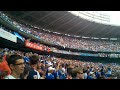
48,67,55,71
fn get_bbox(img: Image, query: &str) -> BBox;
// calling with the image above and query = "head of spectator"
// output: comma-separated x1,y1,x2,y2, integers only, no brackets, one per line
4,55,25,79
29,55,39,70
59,65,62,70
48,67,55,73
72,67,84,79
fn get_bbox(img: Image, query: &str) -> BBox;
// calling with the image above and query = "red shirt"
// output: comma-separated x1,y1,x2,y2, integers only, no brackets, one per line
0,60,11,75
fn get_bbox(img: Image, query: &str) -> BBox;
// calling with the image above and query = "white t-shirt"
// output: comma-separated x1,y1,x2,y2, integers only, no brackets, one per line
62,68,65,73
4,75,17,79
34,70,41,79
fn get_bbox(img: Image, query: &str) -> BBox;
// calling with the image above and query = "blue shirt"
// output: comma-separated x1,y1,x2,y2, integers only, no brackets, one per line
46,73,55,79
58,70,66,79
52,71,59,79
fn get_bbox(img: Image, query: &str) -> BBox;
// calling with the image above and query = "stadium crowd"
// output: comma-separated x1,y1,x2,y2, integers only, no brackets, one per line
13,21,120,52
1,12,120,79
0,48,120,79
1,12,120,53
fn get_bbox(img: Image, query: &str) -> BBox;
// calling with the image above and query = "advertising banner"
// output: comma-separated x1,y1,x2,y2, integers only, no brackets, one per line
25,40,43,50
0,28,17,43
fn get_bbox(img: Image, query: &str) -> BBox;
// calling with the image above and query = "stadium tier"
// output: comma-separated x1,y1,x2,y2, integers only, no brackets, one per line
0,11,120,79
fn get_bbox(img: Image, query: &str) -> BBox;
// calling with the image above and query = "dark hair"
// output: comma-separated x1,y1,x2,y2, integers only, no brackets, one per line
71,71,78,78
62,64,65,67
7,55,23,66
67,68,73,75
29,55,39,65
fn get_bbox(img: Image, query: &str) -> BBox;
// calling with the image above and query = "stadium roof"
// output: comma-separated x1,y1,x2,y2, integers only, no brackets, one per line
3,11,120,38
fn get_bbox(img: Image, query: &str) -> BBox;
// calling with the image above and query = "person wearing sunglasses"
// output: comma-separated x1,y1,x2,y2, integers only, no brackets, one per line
4,55,25,79
71,67,84,79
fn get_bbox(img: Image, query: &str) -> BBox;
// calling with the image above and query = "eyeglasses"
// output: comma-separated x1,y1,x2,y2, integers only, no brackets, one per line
14,62,25,66
79,72,83,74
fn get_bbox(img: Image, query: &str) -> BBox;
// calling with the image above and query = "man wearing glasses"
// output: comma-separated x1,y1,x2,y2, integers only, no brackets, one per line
4,55,25,79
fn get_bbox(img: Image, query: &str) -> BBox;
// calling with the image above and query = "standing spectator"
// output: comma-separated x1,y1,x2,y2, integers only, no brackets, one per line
4,55,25,79
46,67,55,79
27,55,41,79
71,67,84,79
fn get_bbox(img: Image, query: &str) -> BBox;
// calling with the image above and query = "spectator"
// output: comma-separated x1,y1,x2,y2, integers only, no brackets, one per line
71,67,84,79
27,55,41,79
0,52,11,77
4,55,25,79
46,67,55,79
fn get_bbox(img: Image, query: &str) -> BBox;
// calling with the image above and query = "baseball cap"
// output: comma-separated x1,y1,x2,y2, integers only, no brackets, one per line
48,67,55,71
